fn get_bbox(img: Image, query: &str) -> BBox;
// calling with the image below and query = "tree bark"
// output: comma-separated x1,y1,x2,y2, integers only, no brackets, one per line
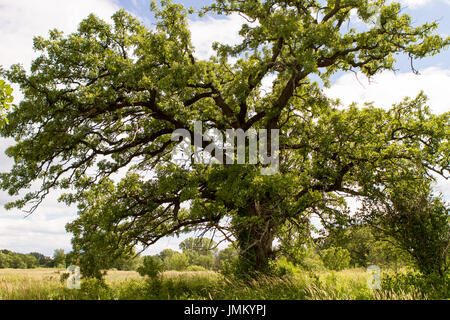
234,201,276,275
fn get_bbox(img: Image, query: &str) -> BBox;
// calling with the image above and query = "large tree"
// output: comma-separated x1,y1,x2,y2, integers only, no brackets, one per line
1,0,449,276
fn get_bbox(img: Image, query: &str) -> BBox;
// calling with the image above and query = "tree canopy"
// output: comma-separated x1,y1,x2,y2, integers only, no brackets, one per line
179,237,218,255
0,0,449,276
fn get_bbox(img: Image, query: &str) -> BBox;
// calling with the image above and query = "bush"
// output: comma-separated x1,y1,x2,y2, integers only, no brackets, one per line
286,246,324,271
164,252,189,271
321,247,351,271
219,257,242,279
191,254,215,270
364,183,449,277
274,257,298,276
77,278,114,300
381,271,449,299
137,255,164,279
185,265,207,272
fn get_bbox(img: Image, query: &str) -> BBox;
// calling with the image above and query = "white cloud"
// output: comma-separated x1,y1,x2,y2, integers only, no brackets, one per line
397,0,434,8
0,0,120,255
386,0,450,9
0,199,77,255
325,67,450,200
325,67,450,114
189,14,245,60
433,175,450,194
0,0,120,70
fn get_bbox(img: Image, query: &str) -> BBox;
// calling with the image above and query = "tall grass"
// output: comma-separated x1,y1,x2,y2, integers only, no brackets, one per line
0,268,445,300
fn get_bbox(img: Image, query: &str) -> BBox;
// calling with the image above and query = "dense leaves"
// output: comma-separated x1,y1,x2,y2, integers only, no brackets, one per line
0,79,13,127
361,182,449,277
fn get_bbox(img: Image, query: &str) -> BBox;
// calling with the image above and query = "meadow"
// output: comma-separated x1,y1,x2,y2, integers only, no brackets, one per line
0,268,437,300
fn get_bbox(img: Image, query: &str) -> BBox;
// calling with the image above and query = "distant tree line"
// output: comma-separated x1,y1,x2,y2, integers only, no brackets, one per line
0,249,70,269
0,250,39,269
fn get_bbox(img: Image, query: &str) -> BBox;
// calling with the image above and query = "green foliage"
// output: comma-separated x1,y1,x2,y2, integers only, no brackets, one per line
22,255,38,268
366,240,411,270
216,245,244,277
0,250,39,269
381,271,449,300
185,265,207,271
137,255,164,279
164,252,189,271
179,238,218,270
111,254,141,271
75,278,114,300
29,252,52,266
10,255,27,269
179,237,217,255
321,247,351,271
159,249,177,261
0,252,11,268
190,253,216,270
52,249,66,269
274,257,298,276
284,246,325,272
0,1,449,277
363,182,450,277
217,246,239,269
319,224,411,269
218,258,241,279
0,79,13,127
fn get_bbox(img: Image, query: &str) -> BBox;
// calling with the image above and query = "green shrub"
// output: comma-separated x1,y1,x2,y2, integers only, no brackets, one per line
164,252,189,271
321,247,351,271
67,278,114,300
300,248,325,271
137,255,164,279
381,271,449,299
219,257,241,278
274,257,298,276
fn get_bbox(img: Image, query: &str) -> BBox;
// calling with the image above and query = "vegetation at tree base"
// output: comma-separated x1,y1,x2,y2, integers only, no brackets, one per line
0,0,449,300
320,247,351,271
0,228,448,298
137,255,164,279
0,267,448,300
361,182,449,277
317,224,412,270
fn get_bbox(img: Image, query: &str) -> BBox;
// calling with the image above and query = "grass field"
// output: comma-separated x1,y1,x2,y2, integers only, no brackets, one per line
0,268,436,300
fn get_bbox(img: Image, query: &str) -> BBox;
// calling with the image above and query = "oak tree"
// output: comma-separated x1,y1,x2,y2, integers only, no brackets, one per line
1,0,449,276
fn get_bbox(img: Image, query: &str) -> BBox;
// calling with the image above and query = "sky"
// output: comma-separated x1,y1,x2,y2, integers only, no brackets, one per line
0,0,449,257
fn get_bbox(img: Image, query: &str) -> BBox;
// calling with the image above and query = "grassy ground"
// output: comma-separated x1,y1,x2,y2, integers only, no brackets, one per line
0,268,439,300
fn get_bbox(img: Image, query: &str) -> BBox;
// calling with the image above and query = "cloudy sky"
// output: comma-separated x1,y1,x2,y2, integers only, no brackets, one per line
0,0,449,257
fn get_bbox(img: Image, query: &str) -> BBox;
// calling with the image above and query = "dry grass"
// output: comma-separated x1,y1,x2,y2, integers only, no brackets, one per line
0,268,139,299
161,270,218,281
0,268,218,300
0,268,436,300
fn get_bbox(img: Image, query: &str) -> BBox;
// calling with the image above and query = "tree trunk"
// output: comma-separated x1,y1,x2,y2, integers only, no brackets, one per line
233,201,276,275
